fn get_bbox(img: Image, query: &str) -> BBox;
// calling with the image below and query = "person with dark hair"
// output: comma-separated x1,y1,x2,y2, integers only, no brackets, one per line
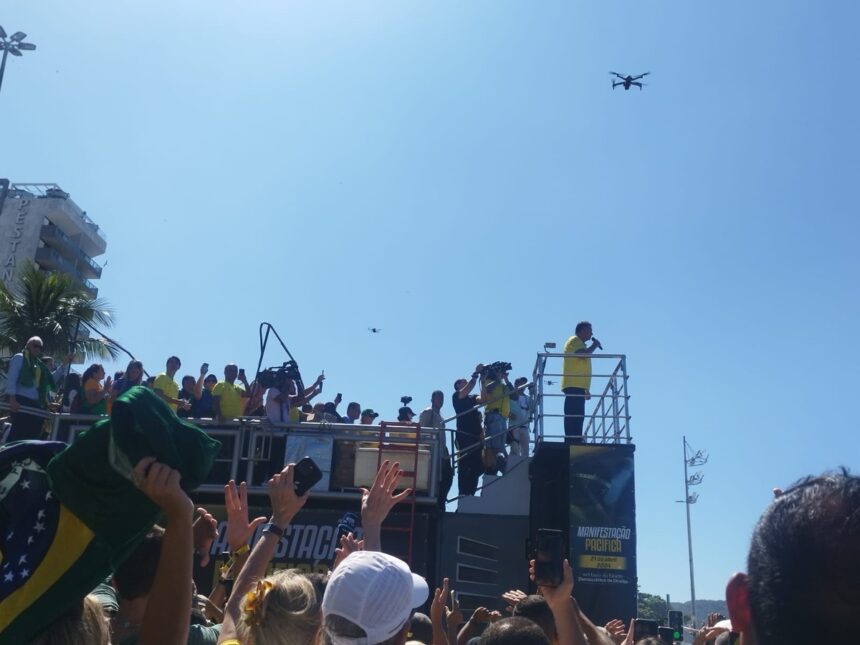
512,595,557,643
452,365,484,496
479,617,550,645
177,375,197,418
61,372,82,413
342,401,361,424
79,363,112,415
192,373,218,418
212,364,251,422
153,356,190,413
4,336,55,440
361,408,380,424
561,321,602,443
408,613,433,644
113,360,144,398
725,469,860,645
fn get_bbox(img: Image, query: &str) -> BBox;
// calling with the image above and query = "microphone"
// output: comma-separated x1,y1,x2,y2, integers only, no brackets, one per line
592,338,603,350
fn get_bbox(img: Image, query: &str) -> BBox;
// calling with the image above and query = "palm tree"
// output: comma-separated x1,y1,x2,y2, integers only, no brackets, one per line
0,262,118,361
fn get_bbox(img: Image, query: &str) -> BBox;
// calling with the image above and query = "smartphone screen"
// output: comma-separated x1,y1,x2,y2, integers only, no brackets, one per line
294,456,323,496
534,528,563,587
633,619,659,641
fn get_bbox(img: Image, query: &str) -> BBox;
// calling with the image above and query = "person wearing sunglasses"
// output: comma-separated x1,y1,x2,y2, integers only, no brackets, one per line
4,336,55,441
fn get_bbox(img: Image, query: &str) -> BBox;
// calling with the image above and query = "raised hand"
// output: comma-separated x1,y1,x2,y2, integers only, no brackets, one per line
192,507,217,566
529,558,574,610
604,618,627,645
502,589,527,613
361,460,412,526
471,607,492,624
268,464,309,527
224,480,267,551
447,588,464,629
430,577,450,645
133,457,192,521
332,532,365,570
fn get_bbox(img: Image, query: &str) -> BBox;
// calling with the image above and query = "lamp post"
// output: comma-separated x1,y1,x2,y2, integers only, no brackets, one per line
0,26,37,97
678,436,707,628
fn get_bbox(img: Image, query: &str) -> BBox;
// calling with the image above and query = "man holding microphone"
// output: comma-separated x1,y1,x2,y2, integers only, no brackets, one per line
561,321,602,443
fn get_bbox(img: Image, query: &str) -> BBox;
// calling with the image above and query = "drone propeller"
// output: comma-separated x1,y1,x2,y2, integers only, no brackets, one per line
632,72,651,80
609,71,625,79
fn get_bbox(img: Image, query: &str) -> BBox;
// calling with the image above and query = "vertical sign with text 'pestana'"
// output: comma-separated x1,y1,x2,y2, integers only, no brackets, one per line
569,444,637,626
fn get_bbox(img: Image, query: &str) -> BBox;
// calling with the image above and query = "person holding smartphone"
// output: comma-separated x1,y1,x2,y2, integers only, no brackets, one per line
212,363,251,422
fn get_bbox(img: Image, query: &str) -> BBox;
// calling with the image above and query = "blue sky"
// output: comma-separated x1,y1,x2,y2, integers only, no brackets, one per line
3,0,859,603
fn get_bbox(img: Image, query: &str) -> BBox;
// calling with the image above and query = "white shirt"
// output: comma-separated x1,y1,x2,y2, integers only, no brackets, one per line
265,387,291,423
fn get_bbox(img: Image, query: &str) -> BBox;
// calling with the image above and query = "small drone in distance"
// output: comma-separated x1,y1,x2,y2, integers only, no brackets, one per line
610,71,650,91
368,327,382,334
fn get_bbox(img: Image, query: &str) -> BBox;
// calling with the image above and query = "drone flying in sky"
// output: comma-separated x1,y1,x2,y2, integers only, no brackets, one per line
610,71,650,91
368,327,382,334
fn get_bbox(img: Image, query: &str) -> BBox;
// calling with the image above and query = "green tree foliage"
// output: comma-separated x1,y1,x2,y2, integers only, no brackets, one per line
0,263,117,361
637,592,669,623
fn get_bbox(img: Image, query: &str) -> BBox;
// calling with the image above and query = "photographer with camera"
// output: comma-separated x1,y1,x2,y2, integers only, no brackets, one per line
561,321,602,444
452,365,485,496
480,361,514,475
264,368,324,423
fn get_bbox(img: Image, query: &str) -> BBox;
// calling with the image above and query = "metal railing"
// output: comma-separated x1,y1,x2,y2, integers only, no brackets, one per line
531,352,631,444
40,224,102,277
0,405,443,503
11,183,107,243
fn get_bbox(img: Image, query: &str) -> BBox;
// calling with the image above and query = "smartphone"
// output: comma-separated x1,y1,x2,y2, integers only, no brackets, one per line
293,456,323,496
633,619,659,641
533,528,563,587
657,626,675,644
201,363,209,373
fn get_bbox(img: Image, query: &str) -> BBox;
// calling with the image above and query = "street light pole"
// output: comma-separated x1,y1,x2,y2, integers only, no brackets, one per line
680,435,707,629
0,26,37,98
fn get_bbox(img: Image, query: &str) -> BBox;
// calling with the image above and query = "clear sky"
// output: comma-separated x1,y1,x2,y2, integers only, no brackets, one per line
3,0,859,603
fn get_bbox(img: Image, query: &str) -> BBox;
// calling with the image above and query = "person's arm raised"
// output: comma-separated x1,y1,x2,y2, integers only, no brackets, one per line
133,457,194,645
218,465,308,644
360,460,412,551
530,558,586,645
429,577,451,645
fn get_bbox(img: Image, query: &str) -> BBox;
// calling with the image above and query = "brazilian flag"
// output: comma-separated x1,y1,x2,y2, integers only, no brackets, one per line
0,386,221,644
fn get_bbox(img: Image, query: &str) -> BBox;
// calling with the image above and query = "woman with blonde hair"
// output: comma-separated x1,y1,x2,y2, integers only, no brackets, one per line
236,569,321,645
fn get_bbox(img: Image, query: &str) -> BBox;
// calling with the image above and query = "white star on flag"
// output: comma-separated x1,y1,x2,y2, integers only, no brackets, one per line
3,572,13,583
20,568,29,578
34,522,45,533
20,480,30,490
18,555,27,565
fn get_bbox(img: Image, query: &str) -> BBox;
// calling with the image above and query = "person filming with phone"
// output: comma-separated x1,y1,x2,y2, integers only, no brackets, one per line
212,363,251,422
561,321,602,444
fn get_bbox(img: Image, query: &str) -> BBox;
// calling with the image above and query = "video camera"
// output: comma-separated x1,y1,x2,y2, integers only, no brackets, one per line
480,361,512,380
256,360,304,393
400,395,413,406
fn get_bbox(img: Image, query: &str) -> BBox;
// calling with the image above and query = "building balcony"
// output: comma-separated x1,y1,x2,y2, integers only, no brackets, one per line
34,247,99,299
12,184,107,258
40,224,103,279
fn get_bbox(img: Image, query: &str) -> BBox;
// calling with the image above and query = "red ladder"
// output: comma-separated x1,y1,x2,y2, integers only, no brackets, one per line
376,421,421,564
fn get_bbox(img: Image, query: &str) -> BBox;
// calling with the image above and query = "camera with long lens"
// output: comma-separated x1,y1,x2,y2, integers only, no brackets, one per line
400,395,413,406
480,361,512,380
256,360,304,393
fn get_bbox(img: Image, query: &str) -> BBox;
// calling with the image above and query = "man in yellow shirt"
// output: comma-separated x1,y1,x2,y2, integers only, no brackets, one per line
152,355,191,413
561,321,602,443
212,363,250,421
481,364,514,474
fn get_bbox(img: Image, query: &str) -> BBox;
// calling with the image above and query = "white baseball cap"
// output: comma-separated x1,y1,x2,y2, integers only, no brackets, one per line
322,551,429,645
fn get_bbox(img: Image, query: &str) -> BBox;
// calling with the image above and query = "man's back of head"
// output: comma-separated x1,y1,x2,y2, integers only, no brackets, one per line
478,617,550,645
512,595,557,643
726,469,860,645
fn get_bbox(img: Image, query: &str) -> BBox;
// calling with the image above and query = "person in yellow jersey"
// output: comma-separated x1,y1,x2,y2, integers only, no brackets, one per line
152,355,191,413
561,321,602,443
212,363,251,421
480,363,514,474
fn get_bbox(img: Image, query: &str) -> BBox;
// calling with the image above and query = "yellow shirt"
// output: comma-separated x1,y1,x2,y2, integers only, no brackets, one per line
213,381,245,418
483,378,510,418
561,335,591,390
152,373,179,411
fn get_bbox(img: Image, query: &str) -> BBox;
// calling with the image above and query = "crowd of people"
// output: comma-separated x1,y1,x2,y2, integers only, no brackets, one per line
2,330,857,644
2,338,537,502
8,449,858,645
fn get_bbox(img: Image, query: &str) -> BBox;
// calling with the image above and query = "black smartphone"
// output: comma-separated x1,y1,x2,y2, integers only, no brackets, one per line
533,528,563,587
657,626,675,644
293,457,323,496
633,619,659,641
